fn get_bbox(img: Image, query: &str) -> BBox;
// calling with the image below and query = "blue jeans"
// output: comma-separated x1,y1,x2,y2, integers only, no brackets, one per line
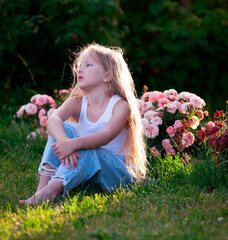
38,122,133,195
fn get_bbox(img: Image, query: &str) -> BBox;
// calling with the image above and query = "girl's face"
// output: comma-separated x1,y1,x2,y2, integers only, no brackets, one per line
76,51,107,92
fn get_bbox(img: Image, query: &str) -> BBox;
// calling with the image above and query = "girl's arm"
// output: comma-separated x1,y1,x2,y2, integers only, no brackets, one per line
46,97,82,140
53,99,130,160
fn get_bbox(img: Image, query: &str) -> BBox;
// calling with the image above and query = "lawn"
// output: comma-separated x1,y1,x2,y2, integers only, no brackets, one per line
0,115,227,240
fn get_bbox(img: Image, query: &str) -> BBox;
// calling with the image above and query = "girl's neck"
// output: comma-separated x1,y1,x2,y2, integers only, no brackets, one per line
86,92,111,108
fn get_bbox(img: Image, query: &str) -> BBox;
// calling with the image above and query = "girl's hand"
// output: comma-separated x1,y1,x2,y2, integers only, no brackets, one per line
61,151,80,170
51,139,79,161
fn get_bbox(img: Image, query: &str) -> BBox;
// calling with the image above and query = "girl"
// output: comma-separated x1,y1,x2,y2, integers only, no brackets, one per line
19,43,148,205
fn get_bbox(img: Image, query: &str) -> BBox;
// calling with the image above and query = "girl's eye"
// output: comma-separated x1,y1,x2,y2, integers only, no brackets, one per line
86,63,92,67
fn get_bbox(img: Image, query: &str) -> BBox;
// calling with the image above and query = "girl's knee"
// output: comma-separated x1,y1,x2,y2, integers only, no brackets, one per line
44,163,55,169
39,163,56,177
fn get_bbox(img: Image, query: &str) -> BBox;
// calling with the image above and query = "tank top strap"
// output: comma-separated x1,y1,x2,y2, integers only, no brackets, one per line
104,95,122,118
78,95,87,123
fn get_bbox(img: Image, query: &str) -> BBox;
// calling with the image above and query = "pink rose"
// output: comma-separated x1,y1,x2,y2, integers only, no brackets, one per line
179,102,193,114
59,89,70,96
39,116,47,127
30,94,41,104
148,91,161,98
144,110,157,120
194,110,204,120
177,92,191,101
203,111,209,116
162,138,176,155
150,116,163,126
168,95,176,101
165,102,178,114
164,89,178,97
158,102,164,108
166,126,175,137
149,95,156,102
174,120,183,129
16,105,26,118
155,93,167,100
206,121,215,130
38,108,46,119
150,146,161,158
50,102,57,109
173,101,182,109
182,132,195,147
46,96,57,108
36,95,48,106
162,139,171,149
141,92,150,101
177,92,196,102
164,89,177,100
25,103,38,115
145,124,159,139
138,99,146,113
189,96,204,108
141,118,150,128
188,116,199,129
165,147,176,156
160,98,170,104
142,102,154,114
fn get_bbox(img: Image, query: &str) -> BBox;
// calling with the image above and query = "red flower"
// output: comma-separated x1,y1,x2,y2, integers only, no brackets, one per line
197,129,206,140
213,110,224,118
209,136,218,148
215,122,225,128
206,126,220,137
209,132,228,153
179,122,188,131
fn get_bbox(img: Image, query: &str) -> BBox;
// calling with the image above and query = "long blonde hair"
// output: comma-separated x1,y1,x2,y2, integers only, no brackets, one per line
70,43,148,181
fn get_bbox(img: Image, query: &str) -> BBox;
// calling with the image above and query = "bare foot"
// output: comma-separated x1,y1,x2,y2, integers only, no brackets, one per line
19,181,63,206
19,192,46,206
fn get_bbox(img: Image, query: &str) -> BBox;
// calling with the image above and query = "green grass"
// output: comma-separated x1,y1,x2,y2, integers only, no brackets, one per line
0,117,228,240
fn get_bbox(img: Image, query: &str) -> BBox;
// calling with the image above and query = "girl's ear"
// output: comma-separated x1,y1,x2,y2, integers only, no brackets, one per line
103,72,111,83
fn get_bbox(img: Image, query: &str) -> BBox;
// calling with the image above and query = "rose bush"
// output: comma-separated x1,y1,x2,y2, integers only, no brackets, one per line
138,88,208,162
16,88,72,139
197,108,228,164
16,94,57,139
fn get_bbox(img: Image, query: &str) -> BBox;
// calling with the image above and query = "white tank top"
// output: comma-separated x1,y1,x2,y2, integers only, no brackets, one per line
76,94,127,155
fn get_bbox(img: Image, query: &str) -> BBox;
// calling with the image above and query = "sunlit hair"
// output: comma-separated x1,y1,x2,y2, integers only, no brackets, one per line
70,43,148,181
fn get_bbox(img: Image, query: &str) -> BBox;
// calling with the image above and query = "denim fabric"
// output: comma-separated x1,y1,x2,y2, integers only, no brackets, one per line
38,122,133,195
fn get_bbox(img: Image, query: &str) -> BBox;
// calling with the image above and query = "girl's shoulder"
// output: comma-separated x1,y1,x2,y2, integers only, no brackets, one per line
113,97,130,114
68,96,82,110
60,96,82,118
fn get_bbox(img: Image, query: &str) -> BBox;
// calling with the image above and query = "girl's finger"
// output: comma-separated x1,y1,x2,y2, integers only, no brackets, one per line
72,153,78,168
76,151,80,158
69,155,75,170
65,157,70,169
51,142,57,147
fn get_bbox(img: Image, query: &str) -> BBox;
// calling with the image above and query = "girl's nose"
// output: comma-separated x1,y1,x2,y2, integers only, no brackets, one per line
77,64,83,73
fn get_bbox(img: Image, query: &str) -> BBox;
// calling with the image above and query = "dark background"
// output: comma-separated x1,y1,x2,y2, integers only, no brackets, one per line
1,0,228,113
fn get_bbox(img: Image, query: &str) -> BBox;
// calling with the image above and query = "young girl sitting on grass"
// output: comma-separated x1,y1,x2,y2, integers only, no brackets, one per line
19,43,148,205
